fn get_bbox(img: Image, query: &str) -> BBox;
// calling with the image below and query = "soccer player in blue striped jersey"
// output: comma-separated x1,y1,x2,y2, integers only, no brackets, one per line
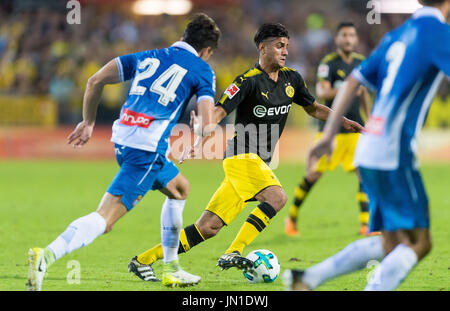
27,13,221,290
284,0,449,291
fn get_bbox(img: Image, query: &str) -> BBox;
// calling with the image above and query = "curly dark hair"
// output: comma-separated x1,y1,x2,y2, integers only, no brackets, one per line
253,23,289,49
183,13,221,52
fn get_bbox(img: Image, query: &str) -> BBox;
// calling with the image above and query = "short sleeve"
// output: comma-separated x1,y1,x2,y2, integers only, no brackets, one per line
196,66,216,102
115,53,138,82
293,72,315,107
215,75,253,115
351,35,389,92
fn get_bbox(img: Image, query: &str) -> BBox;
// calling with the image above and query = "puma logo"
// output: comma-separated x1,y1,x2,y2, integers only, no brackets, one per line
261,91,269,100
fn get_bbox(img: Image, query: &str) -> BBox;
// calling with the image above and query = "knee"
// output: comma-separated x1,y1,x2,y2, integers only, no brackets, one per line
196,220,223,240
272,189,288,212
168,180,190,200
179,180,190,200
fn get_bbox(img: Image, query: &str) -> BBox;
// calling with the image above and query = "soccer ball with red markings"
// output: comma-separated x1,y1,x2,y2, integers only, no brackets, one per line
243,249,280,283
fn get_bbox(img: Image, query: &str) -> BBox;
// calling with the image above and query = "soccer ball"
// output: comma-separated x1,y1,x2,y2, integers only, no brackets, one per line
243,249,280,283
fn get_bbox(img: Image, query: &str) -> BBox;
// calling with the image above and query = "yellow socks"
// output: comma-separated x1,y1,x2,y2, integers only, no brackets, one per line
137,224,205,265
226,202,277,255
288,177,315,221
357,183,370,225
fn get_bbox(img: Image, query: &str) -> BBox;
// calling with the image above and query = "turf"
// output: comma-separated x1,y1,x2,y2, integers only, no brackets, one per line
1,160,449,291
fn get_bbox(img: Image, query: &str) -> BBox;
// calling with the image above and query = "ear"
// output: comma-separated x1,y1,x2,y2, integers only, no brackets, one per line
258,42,265,54
198,47,213,60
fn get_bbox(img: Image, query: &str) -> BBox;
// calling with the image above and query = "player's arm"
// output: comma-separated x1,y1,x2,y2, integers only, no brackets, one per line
358,86,371,120
293,71,363,133
307,75,361,168
197,99,227,136
67,59,121,147
303,100,363,133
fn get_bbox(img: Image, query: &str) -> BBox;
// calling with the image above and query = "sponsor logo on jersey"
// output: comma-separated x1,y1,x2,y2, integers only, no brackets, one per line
253,104,292,118
337,69,346,78
225,83,240,99
120,109,154,128
285,85,295,98
364,116,385,135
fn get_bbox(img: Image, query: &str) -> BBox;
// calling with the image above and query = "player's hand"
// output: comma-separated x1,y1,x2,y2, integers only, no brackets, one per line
342,117,365,133
67,121,94,148
307,136,334,175
179,111,201,164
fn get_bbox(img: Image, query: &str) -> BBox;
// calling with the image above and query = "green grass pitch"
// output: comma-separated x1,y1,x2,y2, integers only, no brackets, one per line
1,160,449,291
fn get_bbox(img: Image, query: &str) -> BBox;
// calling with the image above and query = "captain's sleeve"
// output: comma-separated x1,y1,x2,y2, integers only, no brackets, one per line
215,75,253,114
195,66,216,103
115,53,138,82
293,72,315,107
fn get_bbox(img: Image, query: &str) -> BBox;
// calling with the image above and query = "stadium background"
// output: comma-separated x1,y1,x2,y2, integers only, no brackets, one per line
0,0,448,161
1,0,449,291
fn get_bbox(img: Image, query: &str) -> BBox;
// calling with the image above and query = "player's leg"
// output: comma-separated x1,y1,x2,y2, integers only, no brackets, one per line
283,165,387,290
219,185,287,271
130,158,201,287
286,133,343,236
341,133,376,235
217,155,285,271
131,173,245,283
27,193,126,291
226,185,286,255
355,168,372,235
364,164,431,291
285,171,322,236
27,145,161,290
133,176,241,264
283,234,386,290
365,228,431,291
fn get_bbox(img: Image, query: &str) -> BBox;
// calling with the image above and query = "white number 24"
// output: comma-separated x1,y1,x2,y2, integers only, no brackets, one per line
129,58,187,106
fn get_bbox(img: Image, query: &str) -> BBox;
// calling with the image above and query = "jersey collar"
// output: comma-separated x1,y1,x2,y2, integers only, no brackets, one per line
171,41,199,57
412,6,445,23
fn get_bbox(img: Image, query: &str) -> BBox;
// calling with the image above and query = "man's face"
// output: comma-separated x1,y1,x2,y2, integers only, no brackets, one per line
260,37,289,68
335,27,358,54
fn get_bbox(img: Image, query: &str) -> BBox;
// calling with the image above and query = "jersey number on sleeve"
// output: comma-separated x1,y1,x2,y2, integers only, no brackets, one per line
129,58,188,106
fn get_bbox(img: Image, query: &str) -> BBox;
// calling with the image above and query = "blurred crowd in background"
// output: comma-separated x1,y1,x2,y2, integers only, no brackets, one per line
0,0,447,126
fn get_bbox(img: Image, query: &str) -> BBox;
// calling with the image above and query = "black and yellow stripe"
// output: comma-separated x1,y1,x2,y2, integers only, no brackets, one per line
357,183,370,224
178,224,205,253
226,202,276,254
288,177,315,220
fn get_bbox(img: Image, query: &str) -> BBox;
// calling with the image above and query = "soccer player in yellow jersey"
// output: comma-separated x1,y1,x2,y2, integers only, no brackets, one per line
285,22,375,237
128,23,364,281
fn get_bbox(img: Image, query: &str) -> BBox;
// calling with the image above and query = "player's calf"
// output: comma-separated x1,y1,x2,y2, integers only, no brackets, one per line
255,186,287,212
195,211,225,239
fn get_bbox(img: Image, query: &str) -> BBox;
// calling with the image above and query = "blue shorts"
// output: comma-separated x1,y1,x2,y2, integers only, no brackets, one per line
359,166,429,232
107,144,179,211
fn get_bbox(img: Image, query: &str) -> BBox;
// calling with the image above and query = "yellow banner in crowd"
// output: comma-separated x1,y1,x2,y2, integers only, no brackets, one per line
0,95,57,126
